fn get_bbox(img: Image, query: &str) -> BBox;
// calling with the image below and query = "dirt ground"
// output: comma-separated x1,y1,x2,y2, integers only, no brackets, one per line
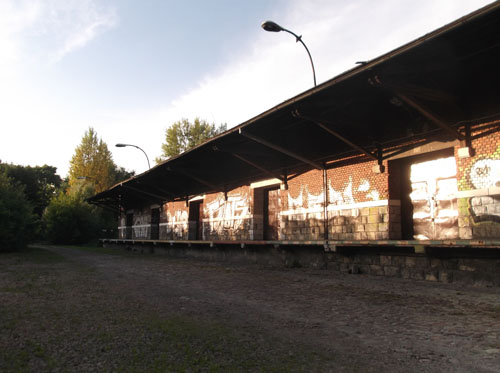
1,245,500,372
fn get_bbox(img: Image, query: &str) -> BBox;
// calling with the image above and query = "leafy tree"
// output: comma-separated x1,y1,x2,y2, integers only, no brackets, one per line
68,127,117,193
157,118,227,161
113,166,135,184
0,172,36,251
0,163,61,217
42,190,101,244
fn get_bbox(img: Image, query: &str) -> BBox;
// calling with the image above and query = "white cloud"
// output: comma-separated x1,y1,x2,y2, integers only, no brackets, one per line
0,0,118,66
156,0,494,131
43,0,119,64
0,0,493,178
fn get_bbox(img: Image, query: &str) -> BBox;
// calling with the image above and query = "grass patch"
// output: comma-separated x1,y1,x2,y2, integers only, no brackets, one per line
0,246,66,264
55,244,134,257
119,315,326,372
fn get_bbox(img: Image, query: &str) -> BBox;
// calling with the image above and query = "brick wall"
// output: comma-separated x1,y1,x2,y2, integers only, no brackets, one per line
202,187,253,240
280,159,397,241
456,124,500,239
160,201,189,240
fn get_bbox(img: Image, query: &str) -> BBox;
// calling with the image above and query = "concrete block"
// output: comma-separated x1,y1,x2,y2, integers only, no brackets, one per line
425,271,439,282
459,227,473,239
366,223,378,232
355,224,365,232
378,223,389,232
390,256,404,266
405,256,416,267
361,207,370,216
471,196,483,206
458,217,470,228
369,264,384,276
481,196,494,205
438,270,452,283
410,269,425,280
380,255,392,265
415,257,430,268
430,258,442,268
401,268,411,279
453,270,475,285
368,214,381,224
384,266,400,277
378,206,388,215
377,232,389,239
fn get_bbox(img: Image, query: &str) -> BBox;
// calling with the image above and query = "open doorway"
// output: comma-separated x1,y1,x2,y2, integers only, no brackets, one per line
125,212,133,239
188,200,203,240
150,207,160,240
263,187,280,240
389,148,458,240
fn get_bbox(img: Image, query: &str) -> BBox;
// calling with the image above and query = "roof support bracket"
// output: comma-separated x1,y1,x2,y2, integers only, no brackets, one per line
170,167,220,191
137,182,176,199
239,128,323,170
396,92,465,141
292,109,379,161
122,185,167,203
370,76,464,141
228,151,285,182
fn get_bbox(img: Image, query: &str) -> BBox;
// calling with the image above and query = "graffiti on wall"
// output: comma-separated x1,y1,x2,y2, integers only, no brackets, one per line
466,156,500,223
133,212,149,238
287,177,381,214
165,210,189,237
470,159,500,189
204,193,250,235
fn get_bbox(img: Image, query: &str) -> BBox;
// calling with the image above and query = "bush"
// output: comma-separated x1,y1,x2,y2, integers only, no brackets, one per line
42,191,101,244
0,173,36,251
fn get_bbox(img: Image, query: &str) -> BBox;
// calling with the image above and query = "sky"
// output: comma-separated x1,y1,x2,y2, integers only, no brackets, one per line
0,0,495,177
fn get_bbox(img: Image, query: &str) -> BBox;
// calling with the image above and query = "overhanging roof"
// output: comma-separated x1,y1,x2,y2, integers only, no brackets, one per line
89,1,500,209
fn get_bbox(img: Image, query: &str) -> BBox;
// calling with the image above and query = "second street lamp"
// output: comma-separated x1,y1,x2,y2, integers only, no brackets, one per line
261,20,317,87
115,143,151,169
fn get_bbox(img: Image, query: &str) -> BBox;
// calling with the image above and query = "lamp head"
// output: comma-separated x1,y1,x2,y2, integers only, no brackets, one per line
261,20,283,32
115,143,126,147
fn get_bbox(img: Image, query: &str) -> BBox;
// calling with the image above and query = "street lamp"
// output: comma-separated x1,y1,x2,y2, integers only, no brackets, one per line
115,143,151,169
261,20,317,87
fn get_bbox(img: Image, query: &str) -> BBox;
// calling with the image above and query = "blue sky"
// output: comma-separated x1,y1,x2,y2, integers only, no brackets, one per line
1,0,494,177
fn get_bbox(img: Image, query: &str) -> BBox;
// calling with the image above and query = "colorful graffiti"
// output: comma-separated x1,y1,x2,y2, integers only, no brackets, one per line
468,157,500,223
133,212,149,238
204,193,250,235
288,177,381,213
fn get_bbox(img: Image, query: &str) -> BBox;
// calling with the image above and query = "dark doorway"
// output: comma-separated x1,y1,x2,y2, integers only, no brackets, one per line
125,212,133,239
188,200,203,240
150,208,160,240
264,187,280,240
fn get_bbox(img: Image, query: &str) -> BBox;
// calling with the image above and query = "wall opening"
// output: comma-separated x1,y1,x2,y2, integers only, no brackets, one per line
263,186,280,240
126,212,133,239
150,207,160,240
188,200,203,240
389,148,457,240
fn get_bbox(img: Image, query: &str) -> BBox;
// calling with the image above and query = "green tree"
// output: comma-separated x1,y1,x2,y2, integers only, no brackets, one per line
0,163,61,217
157,118,227,161
68,127,116,193
0,172,36,251
42,190,101,244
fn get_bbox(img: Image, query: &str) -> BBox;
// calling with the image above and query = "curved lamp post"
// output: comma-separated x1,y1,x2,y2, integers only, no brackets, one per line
261,20,316,87
115,143,151,169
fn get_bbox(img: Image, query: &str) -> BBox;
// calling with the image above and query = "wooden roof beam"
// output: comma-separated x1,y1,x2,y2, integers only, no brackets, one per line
396,92,465,141
293,109,378,161
239,128,323,170
226,151,285,182
169,167,220,191
122,185,166,203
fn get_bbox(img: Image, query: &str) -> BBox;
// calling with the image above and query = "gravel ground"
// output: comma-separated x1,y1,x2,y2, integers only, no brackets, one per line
1,245,500,372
